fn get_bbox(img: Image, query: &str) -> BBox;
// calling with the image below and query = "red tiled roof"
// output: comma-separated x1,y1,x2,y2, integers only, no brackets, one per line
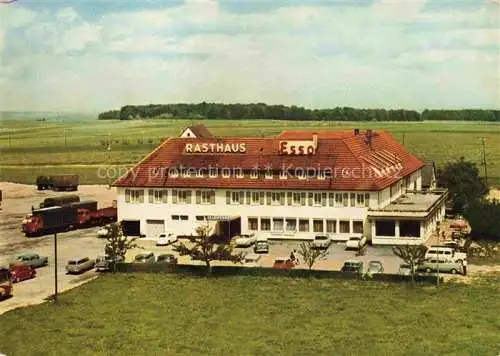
113,130,424,191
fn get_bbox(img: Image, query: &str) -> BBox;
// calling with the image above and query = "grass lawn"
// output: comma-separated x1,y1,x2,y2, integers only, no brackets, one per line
0,274,499,356
1,118,499,185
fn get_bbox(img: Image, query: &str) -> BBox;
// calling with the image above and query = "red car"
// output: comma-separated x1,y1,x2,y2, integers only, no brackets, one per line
9,264,36,283
272,258,297,269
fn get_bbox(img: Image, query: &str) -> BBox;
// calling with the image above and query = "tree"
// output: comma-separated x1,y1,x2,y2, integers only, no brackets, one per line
296,242,329,273
392,244,427,286
463,199,500,242
173,223,244,275
437,158,488,214
104,222,138,273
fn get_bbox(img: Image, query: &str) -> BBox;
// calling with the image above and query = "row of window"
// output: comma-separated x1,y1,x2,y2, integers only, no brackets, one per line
161,168,332,180
247,217,364,234
125,189,371,208
161,215,364,234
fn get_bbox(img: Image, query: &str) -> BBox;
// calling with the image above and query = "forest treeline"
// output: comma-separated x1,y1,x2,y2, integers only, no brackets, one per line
98,103,500,122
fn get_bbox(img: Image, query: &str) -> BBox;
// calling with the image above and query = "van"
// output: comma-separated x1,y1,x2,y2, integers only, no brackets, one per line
417,259,464,275
425,246,467,263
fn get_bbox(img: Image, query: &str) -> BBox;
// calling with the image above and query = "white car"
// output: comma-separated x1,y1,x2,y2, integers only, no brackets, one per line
398,263,412,276
233,234,257,247
97,226,110,238
156,233,178,246
311,235,331,249
345,236,367,250
243,253,262,267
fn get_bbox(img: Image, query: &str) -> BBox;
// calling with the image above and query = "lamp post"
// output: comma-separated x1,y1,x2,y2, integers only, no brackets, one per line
54,232,58,302
436,222,440,287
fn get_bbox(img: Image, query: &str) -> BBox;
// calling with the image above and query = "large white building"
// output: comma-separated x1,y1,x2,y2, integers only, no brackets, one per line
113,125,447,245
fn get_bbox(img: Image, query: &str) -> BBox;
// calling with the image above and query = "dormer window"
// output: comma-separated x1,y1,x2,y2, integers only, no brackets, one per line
279,171,288,180
169,168,179,178
235,169,244,179
196,169,204,178
250,171,258,179
265,171,273,180
209,169,217,178
222,168,231,178
297,170,306,180
317,171,326,180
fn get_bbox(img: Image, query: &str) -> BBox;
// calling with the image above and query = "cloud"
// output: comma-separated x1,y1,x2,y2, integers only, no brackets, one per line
0,0,498,111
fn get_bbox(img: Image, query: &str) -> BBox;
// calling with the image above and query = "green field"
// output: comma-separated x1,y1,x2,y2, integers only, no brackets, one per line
1,117,499,185
0,274,499,355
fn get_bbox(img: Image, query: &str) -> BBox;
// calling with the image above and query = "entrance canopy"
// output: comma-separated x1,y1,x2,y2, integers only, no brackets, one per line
205,215,240,221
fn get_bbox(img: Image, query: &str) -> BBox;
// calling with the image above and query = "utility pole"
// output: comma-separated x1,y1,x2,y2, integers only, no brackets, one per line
54,232,58,302
481,137,488,185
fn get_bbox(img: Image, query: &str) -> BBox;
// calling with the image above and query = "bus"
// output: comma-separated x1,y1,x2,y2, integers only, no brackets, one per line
0,268,13,300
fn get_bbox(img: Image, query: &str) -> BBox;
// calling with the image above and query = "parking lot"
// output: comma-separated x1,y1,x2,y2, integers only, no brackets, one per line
2,182,493,316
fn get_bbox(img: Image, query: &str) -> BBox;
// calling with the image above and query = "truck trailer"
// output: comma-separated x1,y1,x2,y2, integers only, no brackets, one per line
22,200,117,237
36,175,79,191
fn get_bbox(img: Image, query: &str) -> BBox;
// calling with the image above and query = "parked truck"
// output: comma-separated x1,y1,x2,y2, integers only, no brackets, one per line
39,194,80,209
22,200,117,237
36,175,79,191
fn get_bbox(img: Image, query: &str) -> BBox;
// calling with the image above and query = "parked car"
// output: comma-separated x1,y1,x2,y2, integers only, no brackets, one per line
340,260,364,274
366,261,384,276
134,252,156,264
15,253,48,268
417,259,464,275
156,254,178,265
253,239,269,254
156,233,178,246
345,236,367,250
243,253,262,267
425,245,467,264
9,264,36,283
311,235,331,249
398,263,412,276
97,225,110,238
233,234,257,247
95,255,124,272
272,257,296,269
66,257,95,274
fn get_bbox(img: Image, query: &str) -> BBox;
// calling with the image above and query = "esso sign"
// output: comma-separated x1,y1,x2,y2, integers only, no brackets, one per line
279,141,316,155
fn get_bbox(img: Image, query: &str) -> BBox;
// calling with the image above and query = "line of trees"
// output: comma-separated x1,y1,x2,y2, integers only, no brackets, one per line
98,103,500,122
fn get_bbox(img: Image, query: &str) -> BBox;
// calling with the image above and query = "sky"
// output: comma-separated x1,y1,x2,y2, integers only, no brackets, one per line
0,0,498,112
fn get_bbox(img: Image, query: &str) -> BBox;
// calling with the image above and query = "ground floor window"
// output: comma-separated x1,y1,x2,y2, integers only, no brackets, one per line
261,218,271,231
353,221,364,234
339,220,350,233
248,217,258,231
196,216,204,221
313,219,324,233
375,220,395,236
399,220,420,238
273,218,284,231
299,219,309,232
286,218,297,231
326,220,336,233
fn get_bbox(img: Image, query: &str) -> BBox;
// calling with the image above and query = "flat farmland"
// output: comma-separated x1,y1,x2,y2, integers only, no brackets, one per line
1,118,499,185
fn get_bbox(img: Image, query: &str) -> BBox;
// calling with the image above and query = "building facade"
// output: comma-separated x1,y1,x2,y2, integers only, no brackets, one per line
113,128,447,245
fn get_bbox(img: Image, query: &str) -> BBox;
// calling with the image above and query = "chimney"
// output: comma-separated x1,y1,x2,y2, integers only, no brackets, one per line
365,129,373,147
312,133,318,149
354,128,360,135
